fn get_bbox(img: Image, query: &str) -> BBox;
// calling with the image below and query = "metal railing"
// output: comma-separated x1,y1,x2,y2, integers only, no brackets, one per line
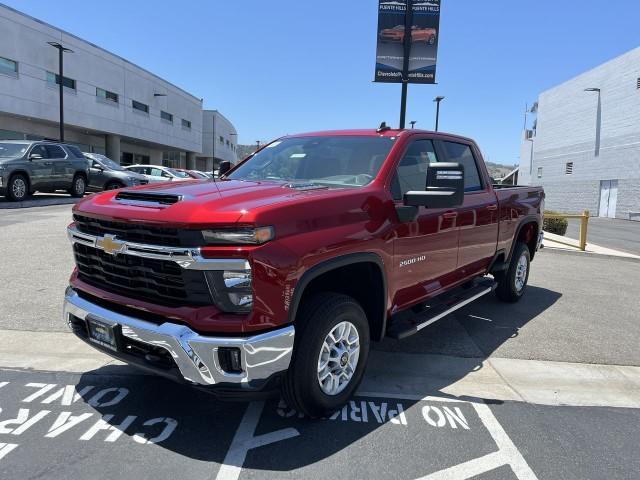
544,210,590,251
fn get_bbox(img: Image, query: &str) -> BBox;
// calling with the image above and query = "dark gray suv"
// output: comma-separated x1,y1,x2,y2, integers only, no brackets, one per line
0,140,90,201
84,152,148,191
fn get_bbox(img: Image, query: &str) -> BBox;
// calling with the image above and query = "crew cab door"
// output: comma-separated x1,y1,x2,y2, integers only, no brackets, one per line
438,140,498,277
390,138,459,311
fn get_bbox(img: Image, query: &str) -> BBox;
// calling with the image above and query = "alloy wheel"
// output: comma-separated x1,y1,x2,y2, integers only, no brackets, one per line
317,321,360,396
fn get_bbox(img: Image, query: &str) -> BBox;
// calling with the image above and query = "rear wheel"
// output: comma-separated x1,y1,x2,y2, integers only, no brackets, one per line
282,293,370,418
495,242,530,303
69,174,86,198
6,174,29,201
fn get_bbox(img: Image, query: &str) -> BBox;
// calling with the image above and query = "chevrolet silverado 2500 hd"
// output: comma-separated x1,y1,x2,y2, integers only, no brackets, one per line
64,128,544,417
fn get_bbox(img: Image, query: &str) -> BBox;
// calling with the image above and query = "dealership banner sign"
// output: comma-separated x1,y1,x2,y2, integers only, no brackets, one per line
374,0,441,84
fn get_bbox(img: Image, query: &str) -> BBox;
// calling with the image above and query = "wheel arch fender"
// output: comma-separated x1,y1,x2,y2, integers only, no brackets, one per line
288,252,388,341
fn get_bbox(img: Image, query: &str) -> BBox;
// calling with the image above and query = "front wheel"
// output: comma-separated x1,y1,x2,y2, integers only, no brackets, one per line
6,174,30,201
282,293,370,418
495,242,530,303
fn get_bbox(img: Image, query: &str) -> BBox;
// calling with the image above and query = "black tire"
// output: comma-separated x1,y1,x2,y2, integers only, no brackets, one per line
282,293,370,418
495,243,530,303
69,174,86,198
105,181,124,191
6,173,30,202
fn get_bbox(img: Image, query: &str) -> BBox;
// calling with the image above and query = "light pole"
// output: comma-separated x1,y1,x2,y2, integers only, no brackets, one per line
410,121,417,129
256,140,261,151
47,42,73,142
433,96,445,132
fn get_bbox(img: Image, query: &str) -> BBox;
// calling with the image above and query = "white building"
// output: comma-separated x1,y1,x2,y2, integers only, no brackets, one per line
199,110,238,170
0,3,237,171
519,47,640,219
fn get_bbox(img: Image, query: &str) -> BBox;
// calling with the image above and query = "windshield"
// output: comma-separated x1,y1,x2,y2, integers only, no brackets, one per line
227,136,395,188
0,143,29,158
167,168,191,178
91,154,125,171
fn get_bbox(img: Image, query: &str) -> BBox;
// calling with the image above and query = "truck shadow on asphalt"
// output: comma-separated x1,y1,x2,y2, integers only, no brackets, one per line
78,285,561,472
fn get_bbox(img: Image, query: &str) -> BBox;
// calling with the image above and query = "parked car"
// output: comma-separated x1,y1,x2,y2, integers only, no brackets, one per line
0,140,89,201
123,164,191,183
84,153,148,191
379,25,437,44
64,128,544,417
174,168,210,180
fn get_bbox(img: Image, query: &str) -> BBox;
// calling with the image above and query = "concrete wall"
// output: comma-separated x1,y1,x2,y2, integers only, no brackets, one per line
202,110,238,166
518,47,640,218
0,4,203,154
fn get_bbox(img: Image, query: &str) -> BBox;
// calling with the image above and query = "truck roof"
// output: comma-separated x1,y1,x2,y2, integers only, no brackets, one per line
285,129,476,144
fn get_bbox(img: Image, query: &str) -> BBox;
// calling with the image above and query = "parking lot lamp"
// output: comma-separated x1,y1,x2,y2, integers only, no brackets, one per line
47,42,73,142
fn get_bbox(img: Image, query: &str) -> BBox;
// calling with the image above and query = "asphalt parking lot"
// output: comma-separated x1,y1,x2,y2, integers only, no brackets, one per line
1,205,640,479
1,369,639,480
565,216,640,256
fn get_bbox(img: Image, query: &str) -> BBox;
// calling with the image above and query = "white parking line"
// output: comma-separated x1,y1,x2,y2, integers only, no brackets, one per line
214,393,538,480
215,401,299,480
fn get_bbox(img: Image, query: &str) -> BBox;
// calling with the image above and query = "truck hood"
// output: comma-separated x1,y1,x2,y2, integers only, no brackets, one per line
73,178,341,227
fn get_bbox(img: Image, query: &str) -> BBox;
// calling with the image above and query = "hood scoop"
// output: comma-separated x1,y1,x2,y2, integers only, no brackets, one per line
115,191,183,206
283,182,328,191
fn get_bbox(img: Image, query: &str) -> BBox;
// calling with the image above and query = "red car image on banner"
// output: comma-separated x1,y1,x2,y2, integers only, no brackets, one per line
379,25,437,45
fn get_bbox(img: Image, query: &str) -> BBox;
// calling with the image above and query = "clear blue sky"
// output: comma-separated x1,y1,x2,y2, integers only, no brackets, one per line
6,0,640,165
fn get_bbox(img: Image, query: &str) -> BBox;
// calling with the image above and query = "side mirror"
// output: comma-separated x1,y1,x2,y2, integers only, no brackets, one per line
92,162,103,171
404,162,464,208
218,161,232,176
29,153,43,161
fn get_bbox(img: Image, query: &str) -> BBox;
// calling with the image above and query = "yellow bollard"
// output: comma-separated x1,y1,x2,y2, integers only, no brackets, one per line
579,210,589,251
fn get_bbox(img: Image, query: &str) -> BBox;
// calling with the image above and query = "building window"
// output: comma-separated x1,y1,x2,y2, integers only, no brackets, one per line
637,77,640,89
132,100,149,114
46,71,76,90
219,136,224,144
0,56,18,77
226,139,230,146
181,119,191,129
537,167,543,178
565,162,573,175
161,111,173,123
96,87,118,104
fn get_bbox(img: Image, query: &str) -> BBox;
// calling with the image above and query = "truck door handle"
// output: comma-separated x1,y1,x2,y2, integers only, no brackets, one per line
442,212,458,219
486,204,498,211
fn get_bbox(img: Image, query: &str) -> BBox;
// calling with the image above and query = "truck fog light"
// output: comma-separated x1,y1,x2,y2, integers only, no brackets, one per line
204,269,253,313
228,292,253,307
218,347,243,374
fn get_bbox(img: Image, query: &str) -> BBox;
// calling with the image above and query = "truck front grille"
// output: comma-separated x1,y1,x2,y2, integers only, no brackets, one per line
73,243,213,306
74,214,195,247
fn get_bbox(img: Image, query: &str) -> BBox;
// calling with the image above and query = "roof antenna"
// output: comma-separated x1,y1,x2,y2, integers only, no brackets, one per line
377,121,391,133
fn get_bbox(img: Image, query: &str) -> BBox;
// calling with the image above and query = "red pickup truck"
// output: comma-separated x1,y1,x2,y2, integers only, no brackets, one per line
64,128,544,417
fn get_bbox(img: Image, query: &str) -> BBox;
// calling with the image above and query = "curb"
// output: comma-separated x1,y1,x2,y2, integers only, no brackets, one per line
0,197,80,209
539,245,640,263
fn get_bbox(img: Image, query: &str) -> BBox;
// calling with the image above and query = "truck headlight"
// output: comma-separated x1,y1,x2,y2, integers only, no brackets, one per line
202,227,274,245
205,269,253,313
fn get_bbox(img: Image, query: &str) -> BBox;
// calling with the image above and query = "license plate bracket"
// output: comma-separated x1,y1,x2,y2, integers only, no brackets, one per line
86,316,120,352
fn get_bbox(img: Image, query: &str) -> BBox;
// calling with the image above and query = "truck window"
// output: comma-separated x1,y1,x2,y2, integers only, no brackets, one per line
441,141,482,192
391,139,438,200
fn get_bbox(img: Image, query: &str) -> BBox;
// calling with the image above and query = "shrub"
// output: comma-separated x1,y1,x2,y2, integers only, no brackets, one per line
543,210,568,235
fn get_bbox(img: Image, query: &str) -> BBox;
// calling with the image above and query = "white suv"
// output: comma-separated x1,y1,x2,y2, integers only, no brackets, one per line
123,165,191,183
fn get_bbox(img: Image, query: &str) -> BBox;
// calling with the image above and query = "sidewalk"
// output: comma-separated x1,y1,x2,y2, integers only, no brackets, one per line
543,231,640,260
2,328,640,409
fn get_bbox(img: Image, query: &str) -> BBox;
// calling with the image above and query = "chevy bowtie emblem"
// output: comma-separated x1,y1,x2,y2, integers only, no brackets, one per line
96,234,126,255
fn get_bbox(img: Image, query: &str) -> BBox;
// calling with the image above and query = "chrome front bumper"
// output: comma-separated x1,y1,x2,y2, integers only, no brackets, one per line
64,288,295,388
